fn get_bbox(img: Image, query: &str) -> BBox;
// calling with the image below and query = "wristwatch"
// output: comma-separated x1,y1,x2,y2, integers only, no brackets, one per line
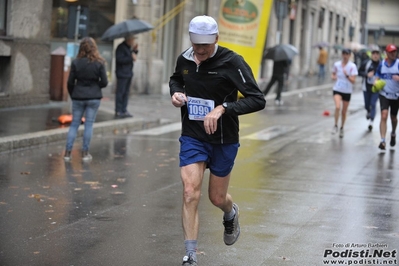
222,102,228,109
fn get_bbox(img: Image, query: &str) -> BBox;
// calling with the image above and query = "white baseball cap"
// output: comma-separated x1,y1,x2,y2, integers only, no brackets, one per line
188,15,218,44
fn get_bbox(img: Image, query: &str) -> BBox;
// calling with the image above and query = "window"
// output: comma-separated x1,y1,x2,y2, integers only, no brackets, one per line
0,0,7,36
318,8,325,29
51,0,116,40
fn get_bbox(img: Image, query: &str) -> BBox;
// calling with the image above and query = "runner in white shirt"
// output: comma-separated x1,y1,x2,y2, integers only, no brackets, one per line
331,48,358,138
375,44,399,150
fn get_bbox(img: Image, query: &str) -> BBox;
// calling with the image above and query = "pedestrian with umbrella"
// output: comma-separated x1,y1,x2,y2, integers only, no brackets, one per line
101,18,153,118
263,44,298,105
317,46,328,80
114,35,138,118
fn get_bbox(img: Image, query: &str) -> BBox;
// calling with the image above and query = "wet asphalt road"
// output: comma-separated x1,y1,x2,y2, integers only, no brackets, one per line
0,88,398,266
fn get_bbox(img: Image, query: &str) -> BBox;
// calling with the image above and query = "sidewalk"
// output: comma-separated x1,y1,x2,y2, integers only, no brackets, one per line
0,75,334,152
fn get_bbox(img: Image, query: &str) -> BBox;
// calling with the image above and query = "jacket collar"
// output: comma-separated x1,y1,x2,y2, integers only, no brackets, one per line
183,44,218,61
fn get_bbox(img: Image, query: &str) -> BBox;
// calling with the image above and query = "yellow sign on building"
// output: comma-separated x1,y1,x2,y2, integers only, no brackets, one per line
218,0,273,80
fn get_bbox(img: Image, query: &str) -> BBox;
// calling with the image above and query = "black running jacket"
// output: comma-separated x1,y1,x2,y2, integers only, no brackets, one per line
169,45,266,144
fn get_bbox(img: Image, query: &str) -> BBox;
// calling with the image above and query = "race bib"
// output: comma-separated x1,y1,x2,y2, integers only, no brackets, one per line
187,96,214,121
383,92,399,100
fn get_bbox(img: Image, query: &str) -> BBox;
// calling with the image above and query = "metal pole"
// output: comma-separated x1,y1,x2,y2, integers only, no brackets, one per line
74,5,81,46
365,0,369,44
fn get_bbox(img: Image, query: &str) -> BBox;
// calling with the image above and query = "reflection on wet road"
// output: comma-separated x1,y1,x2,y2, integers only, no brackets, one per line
0,90,398,266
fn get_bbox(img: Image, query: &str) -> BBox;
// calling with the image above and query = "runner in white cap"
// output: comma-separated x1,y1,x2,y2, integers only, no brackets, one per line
170,15,265,266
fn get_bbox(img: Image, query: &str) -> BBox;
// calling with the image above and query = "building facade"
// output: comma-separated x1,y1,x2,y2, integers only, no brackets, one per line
0,0,52,108
263,0,362,78
361,0,399,48
0,0,365,108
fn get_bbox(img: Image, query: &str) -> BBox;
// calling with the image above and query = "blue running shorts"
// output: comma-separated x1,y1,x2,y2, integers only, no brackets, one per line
179,135,239,177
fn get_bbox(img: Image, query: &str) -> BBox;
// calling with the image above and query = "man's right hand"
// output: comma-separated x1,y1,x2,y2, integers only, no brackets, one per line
172,92,186,107
367,70,375,78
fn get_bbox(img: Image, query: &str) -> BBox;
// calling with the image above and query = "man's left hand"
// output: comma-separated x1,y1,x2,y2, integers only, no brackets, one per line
203,106,225,135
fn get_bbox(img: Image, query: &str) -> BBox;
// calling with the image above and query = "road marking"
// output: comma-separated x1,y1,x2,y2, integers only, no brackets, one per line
132,122,181,135
241,125,296,141
263,83,333,100
298,131,332,144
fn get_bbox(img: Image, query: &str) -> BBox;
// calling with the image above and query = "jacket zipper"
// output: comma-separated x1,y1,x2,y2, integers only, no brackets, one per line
220,115,223,144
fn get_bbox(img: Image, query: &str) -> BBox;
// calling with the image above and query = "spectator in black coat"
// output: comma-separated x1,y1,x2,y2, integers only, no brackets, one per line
114,35,138,118
64,37,108,162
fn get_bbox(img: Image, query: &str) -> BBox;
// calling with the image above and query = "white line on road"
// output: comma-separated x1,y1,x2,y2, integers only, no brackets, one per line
241,125,296,141
132,122,181,135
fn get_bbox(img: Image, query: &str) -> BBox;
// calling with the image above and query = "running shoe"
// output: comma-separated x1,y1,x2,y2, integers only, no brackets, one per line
390,134,396,147
182,254,197,265
368,125,373,131
339,128,344,138
274,99,284,106
223,203,240,246
379,142,386,150
332,125,338,134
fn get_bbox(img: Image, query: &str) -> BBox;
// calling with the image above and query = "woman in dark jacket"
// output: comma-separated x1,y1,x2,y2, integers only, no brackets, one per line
64,37,108,162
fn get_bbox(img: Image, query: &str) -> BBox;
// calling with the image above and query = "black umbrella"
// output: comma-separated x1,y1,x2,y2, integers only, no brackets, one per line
264,44,298,61
101,19,154,41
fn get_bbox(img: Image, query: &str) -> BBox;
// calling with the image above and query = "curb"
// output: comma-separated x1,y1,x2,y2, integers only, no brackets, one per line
0,82,336,153
0,117,161,153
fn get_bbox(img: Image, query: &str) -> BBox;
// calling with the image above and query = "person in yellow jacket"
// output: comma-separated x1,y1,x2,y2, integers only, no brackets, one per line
317,46,328,80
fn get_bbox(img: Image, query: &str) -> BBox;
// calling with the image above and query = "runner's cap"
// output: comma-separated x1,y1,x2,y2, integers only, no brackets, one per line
189,15,218,44
342,48,351,54
385,44,397,53
369,45,380,53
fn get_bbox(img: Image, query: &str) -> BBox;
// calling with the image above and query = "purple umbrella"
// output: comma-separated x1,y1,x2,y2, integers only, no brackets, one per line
312,41,329,48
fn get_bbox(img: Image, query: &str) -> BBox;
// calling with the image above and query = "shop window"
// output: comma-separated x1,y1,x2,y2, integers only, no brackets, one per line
51,0,115,41
0,0,7,36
